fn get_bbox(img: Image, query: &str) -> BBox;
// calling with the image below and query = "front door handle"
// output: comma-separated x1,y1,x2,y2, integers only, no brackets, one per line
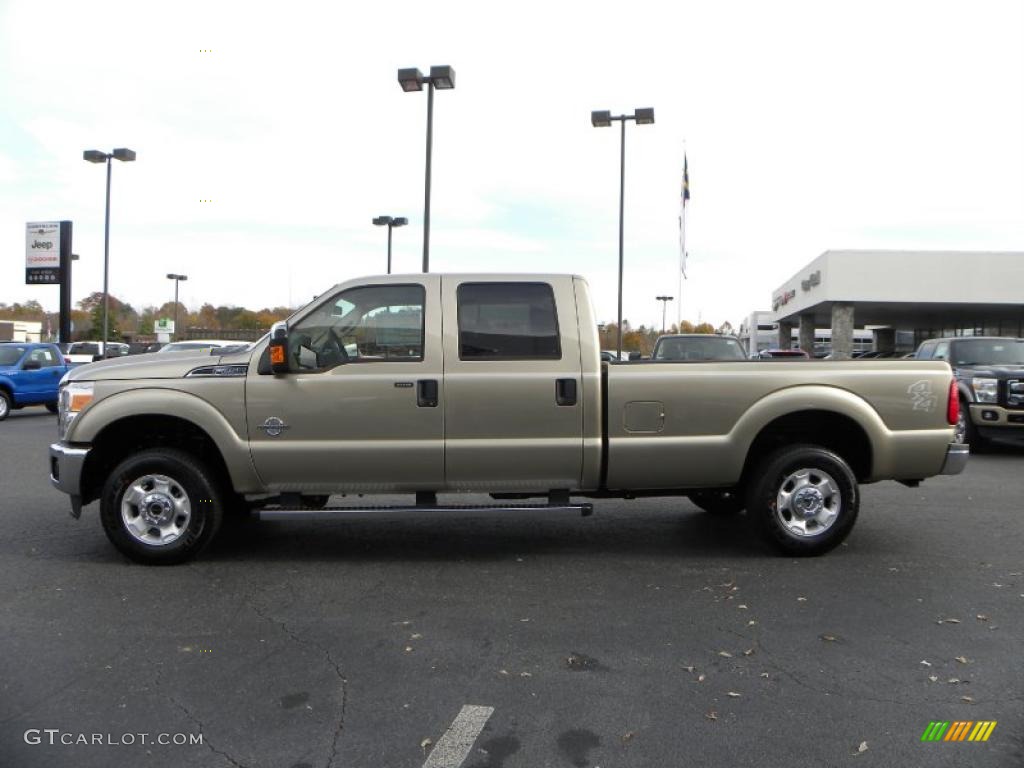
555,378,577,406
417,379,439,407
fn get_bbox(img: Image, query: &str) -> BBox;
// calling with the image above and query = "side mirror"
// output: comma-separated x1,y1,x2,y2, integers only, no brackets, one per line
269,321,290,374
22,359,41,370
628,351,641,361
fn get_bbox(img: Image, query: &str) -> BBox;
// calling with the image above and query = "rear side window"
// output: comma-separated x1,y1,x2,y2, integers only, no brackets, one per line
916,342,935,360
457,282,561,360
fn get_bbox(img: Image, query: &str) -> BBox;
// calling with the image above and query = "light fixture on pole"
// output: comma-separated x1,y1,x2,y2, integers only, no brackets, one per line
83,148,136,349
590,108,654,361
166,273,188,341
397,65,455,273
656,295,674,333
372,215,409,274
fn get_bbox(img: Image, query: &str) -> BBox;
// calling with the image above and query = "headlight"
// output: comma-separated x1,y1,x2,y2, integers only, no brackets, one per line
971,377,998,403
58,381,94,440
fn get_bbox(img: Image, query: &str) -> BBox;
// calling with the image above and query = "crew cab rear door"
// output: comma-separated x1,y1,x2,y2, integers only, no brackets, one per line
440,276,584,491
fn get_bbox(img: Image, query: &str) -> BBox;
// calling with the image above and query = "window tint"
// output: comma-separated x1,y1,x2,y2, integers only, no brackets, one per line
68,342,100,356
28,347,59,367
457,283,561,360
932,342,950,361
288,284,425,371
916,342,935,360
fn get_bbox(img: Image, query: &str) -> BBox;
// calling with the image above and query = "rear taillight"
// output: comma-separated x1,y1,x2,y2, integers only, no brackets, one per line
947,379,959,426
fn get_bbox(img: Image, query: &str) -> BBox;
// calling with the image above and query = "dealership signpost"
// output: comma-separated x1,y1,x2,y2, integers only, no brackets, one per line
25,221,73,343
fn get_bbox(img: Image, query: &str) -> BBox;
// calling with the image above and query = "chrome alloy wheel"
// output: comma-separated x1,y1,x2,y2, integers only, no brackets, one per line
775,468,841,537
120,474,192,546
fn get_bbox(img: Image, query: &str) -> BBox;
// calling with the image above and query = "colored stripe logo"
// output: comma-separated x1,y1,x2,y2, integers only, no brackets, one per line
921,721,997,742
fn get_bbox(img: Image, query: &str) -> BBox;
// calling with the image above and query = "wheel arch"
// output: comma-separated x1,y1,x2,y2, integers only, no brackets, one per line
731,386,883,484
74,389,262,503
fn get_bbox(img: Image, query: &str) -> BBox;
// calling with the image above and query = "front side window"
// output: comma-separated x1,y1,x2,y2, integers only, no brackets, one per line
0,346,26,366
457,282,561,360
287,284,425,371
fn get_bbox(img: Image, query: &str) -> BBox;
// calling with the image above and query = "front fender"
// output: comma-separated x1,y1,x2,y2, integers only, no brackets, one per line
69,387,263,492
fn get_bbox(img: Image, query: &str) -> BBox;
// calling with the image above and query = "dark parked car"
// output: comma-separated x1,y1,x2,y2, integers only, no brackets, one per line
652,334,747,361
915,336,1024,450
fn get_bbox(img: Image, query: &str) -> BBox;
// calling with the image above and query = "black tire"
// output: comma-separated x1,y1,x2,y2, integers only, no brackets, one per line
45,401,59,414
689,489,744,515
100,448,224,565
0,391,10,421
745,444,859,556
301,494,331,509
956,399,989,453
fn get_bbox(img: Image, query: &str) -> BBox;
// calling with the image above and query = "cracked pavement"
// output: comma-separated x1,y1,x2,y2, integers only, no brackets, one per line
1,410,1021,767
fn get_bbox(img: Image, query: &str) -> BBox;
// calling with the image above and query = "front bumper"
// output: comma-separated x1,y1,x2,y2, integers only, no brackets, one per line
49,442,91,519
939,442,969,475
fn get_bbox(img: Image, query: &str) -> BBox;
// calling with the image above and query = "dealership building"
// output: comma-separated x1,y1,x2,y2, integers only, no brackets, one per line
743,250,1024,358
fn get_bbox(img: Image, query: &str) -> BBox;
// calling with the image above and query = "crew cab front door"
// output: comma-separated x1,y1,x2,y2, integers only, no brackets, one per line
246,276,444,493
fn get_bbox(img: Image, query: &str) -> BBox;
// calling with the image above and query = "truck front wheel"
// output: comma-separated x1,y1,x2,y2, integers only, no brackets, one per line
746,444,859,556
100,448,224,565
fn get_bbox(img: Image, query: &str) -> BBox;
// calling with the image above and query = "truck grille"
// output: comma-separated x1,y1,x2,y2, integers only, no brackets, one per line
1008,380,1024,408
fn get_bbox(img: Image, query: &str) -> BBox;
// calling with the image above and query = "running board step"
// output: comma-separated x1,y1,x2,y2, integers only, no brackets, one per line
257,502,594,521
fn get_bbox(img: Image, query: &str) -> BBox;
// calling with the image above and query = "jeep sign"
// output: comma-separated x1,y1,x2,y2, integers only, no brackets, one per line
25,221,61,284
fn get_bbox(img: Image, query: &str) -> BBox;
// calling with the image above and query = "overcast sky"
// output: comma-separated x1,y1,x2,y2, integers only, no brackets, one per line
2,0,1022,330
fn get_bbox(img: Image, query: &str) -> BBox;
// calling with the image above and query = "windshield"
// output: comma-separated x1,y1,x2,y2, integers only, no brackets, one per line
653,336,746,361
0,346,26,366
953,339,1024,366
67,342,100,355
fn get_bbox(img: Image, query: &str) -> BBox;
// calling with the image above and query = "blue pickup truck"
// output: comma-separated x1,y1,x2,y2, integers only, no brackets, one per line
0,342,69,421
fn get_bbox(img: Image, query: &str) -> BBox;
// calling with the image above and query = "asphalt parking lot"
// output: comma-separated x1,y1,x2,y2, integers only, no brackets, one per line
0,408,1021,768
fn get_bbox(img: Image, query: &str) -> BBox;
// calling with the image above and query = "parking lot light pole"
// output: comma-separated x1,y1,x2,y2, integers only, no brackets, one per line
591,108,654,361
372,215,409,274
397,65,455,273
83,148,136,348
166,274,188,341
656,295,674,333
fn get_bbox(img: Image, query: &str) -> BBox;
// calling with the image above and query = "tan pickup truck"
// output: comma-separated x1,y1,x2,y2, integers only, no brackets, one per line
49,274,967,564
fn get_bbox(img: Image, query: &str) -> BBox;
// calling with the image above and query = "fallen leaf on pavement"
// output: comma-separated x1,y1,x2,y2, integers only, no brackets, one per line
420,738,432,753
928,675,938,682
705,710,718,721
747,620,758,626
856,741,868,754
743,648,755,656
961,696,974,703
760,672,770,679
955,656,969,664
976,614,989,622
718,651,733,658
947,678,960,684
820,634,838,642
698,674,706,682
920,660,932,666
622,731,635,743
797,597,807,602
937,618,961,624
727,691,742,698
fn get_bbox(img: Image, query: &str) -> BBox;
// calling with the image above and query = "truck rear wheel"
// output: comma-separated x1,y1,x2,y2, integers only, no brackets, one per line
746,444,858,556
100,448,224,565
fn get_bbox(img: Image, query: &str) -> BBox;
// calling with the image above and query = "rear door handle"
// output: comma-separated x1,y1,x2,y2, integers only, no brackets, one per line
555,378,577,406
417,379,439,407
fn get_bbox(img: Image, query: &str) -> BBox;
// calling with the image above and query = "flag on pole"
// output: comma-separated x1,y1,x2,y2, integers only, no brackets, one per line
679,153,690,278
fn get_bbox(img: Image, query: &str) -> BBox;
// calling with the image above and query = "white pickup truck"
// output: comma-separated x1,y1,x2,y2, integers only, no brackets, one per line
49,273,966,564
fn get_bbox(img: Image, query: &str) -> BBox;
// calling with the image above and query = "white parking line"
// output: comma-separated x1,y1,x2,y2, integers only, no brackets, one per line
422,704,494,768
